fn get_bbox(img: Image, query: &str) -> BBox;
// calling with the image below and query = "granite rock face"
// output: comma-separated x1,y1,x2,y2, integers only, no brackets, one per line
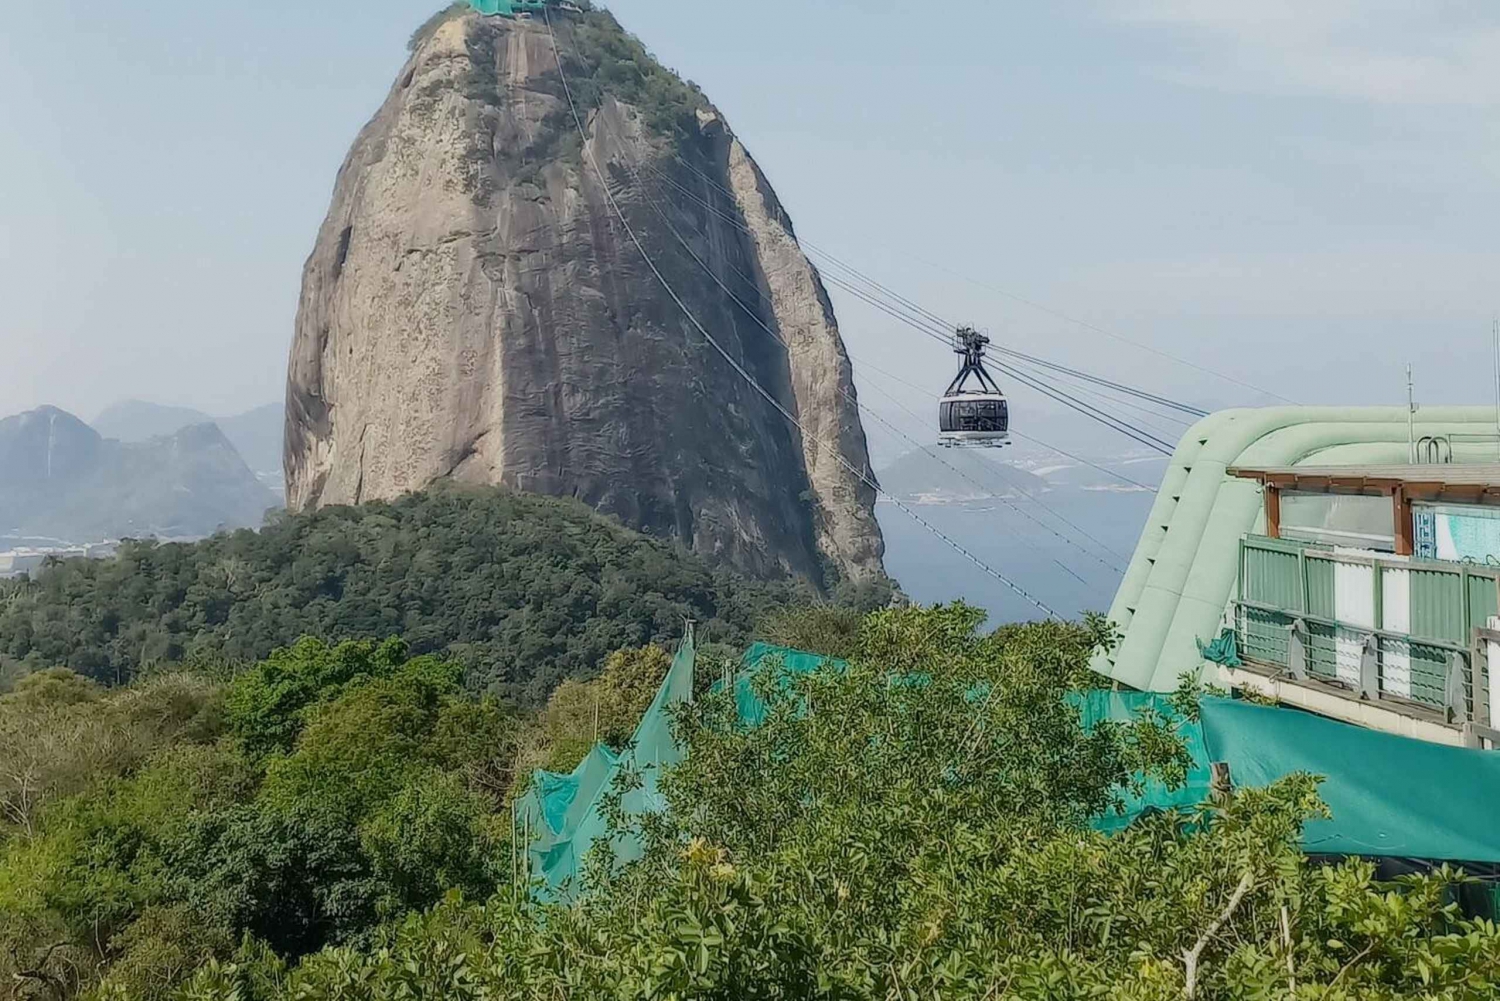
286,7,884,584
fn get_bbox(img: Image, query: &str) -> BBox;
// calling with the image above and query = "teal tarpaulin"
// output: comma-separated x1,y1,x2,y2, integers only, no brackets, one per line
1200,698,1500,862
1092,694,1500,864
1073,691,1213,834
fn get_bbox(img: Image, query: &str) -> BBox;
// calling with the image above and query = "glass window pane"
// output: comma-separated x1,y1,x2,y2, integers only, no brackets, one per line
1280,491,1394,552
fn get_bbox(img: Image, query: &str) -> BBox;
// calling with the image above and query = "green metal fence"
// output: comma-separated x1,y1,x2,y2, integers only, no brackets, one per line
1235,536,1496,724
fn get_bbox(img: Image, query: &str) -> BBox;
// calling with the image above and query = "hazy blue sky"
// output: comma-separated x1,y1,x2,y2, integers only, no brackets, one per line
2,0,1495,460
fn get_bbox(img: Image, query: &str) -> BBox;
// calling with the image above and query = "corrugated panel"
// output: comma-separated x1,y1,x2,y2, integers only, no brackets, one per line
1239,606,1289,666
1407,640,1449,708
1306,621,1340,681
1409,569,1464,706
1410,569,1466,642
1306,555,1336,620
1241,540,1302,608
1468,574,1498,634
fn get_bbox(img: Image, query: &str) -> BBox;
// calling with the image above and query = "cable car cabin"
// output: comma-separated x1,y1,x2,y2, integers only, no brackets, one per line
939,393,1010,447
938,326,1011,448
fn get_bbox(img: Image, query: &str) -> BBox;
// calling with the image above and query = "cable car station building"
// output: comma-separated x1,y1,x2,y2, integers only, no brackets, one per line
1091,406,1500,749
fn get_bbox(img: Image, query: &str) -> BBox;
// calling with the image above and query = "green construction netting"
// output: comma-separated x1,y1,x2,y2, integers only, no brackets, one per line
516,643,1500,900
514,631,695,898
468,0,548,15
729,642,845,724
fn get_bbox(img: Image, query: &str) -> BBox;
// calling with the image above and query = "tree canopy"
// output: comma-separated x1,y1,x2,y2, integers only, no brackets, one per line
2,603,1485,1000
0,486,819,700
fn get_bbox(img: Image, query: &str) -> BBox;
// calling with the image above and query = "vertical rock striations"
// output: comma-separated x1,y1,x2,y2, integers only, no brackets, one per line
286,6,884,584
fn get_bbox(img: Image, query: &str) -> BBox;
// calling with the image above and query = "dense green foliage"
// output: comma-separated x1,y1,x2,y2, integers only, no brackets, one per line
7,602,1498,999
249,607,1500,1001
560,6,710,141
0,638,526,999
0,486,804,700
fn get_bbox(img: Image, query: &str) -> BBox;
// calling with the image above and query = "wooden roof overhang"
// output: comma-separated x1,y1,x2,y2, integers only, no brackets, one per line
1229,467,1500,506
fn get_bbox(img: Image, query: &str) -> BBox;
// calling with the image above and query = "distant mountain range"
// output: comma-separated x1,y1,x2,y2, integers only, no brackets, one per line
92,400,283,493
0,406,280,543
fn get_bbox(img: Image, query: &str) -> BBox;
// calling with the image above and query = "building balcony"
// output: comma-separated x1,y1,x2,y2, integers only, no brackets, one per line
1228,534,1500,747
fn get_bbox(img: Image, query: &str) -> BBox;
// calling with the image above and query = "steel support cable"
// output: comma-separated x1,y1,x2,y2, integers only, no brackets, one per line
638,160,961,357
843,352,1158,492
993,359,1176,453
543,10,1061,619
848,370,1130,566
989,346,1207,417
811,261,1207,419
988,360,1176,455
816,266,1181,451
611,140,1111,581
816,269,1183,450
627,152,1144,566
907,254,1298,404
845,367,1132,564
998,357,1195,435
645,158,1206,425
658,154,1252,426
645,158,949,328
802,263,1192,444
616,159,1124,576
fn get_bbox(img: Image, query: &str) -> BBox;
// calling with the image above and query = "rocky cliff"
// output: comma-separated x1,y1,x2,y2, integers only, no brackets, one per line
285,4,884,585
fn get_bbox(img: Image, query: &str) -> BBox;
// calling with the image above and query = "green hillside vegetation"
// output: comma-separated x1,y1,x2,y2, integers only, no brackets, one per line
0,630,702,999
4,605,1498,1000
0,486,851,701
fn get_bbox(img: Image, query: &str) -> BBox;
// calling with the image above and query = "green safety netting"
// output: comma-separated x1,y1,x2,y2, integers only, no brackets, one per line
468,0,550,15
728,642,845,724
516,642,1500,900
1074,691,1214,834
513,631,696,898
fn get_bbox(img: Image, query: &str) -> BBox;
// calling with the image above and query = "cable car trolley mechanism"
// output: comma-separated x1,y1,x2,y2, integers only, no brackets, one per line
938,326,1010,448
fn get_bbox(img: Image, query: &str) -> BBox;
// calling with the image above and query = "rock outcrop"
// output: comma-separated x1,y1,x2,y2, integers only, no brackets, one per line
286,5,884,584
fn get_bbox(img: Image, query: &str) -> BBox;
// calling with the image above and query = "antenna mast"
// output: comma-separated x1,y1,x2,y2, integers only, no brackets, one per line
1407,364,1416,464
1492,316,1500,459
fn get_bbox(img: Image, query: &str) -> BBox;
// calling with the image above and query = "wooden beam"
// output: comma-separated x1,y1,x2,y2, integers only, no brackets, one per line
1403,481,1445,501
1394,484,1414,556
1441,484,1488,504
1265,485,1282,539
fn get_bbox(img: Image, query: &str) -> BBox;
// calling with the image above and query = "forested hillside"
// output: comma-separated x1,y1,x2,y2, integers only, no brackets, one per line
0,486,873,700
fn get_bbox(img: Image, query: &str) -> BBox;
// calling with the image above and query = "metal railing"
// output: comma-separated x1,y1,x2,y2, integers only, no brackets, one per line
1235,599,1491,728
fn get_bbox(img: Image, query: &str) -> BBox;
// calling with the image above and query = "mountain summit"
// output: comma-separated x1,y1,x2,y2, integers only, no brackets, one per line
285,3,884,585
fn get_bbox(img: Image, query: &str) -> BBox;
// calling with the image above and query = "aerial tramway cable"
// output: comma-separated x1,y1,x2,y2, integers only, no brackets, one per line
637,156,1186,456
845,353,1158,493
624,167,1128,579
649,155,1226,426
598,123,1142,570
651,150,1290,406
543,9,1062,619
595,120,1114,581
594,114,1124,578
